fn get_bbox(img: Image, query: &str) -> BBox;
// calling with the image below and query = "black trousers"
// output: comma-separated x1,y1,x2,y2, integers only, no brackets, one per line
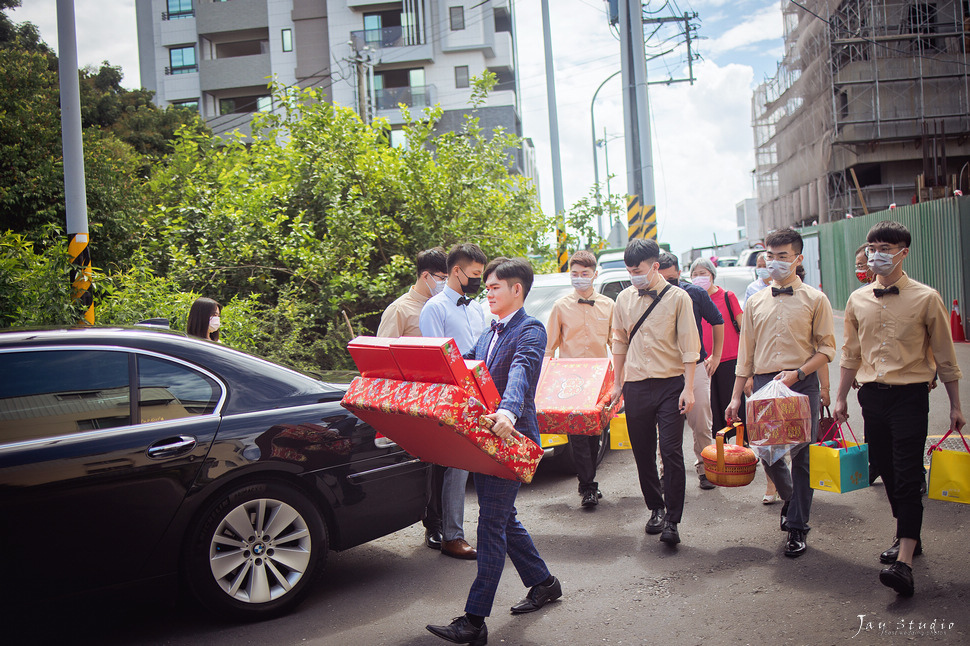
569,433,601,488
858,382,929,540
422,463,445,532
710,358,744,437
623,376,686,523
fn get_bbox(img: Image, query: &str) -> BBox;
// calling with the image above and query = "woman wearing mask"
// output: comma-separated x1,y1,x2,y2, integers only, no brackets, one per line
854,243,874,286
187,297,221,342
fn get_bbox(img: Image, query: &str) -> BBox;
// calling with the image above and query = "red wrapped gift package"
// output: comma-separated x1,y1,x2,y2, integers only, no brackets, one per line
745,380,812,445
388,337,497,409
465,359,502,410
347,336,404,380
535,358,617,436
341,377,542,483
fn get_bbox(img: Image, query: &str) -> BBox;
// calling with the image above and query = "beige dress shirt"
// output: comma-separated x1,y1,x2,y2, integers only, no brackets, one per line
735,277,836,378
376,287,428,338
841,272,963,385
545,291,614,359
611,274,700,381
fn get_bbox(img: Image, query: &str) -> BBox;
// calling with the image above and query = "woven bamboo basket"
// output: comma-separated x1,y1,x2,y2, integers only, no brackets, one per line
702,422,757,487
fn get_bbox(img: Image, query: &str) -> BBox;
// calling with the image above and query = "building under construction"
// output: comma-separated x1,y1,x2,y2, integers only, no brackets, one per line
753,0,970,231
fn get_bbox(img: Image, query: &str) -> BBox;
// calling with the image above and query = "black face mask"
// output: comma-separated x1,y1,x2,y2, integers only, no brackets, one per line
462,276,482,295
666,277,680,286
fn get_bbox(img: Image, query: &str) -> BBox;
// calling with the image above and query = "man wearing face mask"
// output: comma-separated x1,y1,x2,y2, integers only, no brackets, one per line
545,250,615,507
835,221,964,598
420,242,489,560
377,247,449,551
725,228,836,559
609,239,700,546
377,247,448,338
657,253,724,491
744,252,771,303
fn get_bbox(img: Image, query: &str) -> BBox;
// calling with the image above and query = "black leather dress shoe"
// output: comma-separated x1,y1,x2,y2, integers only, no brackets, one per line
581,489,598,507
426,529,443,550
784,528,807,558
510,576,562,614
879,561,915,597
698,474,717,490
427,616,487,645
780,500,790,531
645,509,665,534
879,537,922,564
659,520,680,545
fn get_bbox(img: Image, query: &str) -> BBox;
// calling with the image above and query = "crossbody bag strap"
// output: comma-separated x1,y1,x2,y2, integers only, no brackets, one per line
629,284,671,342
724,290,741,333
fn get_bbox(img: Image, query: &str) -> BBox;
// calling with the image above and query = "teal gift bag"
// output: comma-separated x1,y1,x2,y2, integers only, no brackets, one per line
810,422,869,493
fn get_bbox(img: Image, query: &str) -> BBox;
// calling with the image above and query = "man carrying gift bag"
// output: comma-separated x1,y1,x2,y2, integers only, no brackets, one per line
545,250,615,508
726,228,836,558
427,257,561,646
834,220,965,597
420,243,488,561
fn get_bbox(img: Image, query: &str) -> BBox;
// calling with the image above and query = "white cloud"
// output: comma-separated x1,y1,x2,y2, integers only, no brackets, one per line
704,3,783,58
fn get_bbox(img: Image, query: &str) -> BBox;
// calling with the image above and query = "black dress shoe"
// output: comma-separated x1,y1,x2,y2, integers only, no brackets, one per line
427,616,488,645
659,520,680,545
581,489,598,507
879,561,915,597
645,509,665,535
879,537,922,564
698,474,717,490
510,576,562,614
780,500,790,532
784,528,807,558
426,529,443,550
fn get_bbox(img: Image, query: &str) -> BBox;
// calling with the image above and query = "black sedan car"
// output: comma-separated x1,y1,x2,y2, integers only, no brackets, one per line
0,327,430,620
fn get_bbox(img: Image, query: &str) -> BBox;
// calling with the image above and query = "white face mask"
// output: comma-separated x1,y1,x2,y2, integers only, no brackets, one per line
766,259,793,282
571,276,593,291
629,271,653,289
426,275,446,296
867,249,904,276
756,268,770,280
691,275,712,290
208,316,221,333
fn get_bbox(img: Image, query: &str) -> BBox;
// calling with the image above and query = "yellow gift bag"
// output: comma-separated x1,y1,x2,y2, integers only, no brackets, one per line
610,413,632,450
809,422,869,493
927,428,970,504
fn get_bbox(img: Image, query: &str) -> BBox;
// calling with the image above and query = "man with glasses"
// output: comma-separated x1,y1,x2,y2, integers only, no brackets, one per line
377,247,449,552
835,221,964,597
420,243,489,560
726,228,836,558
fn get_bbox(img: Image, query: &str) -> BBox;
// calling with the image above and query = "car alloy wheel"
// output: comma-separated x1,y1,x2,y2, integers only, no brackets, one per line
187,481,326,620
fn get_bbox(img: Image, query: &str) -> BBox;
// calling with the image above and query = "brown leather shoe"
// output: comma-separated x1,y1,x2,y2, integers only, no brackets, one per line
441,538,477,560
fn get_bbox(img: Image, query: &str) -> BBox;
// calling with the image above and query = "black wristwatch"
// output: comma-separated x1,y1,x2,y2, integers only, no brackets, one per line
796,368,807,381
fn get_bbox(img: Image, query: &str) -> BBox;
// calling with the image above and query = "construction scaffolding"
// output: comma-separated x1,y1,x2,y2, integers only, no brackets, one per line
753,0,970,231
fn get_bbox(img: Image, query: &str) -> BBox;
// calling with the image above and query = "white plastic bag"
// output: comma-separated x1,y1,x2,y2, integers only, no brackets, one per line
745,379,812,465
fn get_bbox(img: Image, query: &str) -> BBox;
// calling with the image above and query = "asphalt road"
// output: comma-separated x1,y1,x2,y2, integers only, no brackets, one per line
14,320,970,646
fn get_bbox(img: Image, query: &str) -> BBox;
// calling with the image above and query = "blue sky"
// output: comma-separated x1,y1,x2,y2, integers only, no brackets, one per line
11,0,785,257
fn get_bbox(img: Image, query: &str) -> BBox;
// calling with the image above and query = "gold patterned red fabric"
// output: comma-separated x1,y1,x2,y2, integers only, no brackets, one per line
341,376,543,483
534,358,618,436
746,395,812,445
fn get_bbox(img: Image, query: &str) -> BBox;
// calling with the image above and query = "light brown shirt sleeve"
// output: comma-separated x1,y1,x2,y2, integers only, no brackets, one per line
376,288,428,338
546,293,613,359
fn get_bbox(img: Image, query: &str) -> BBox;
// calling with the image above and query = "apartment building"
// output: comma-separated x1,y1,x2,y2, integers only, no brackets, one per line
752,0,970,231
136,0,533,175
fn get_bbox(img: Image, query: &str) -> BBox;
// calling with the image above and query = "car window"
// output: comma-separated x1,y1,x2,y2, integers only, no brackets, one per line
138,355,220,422
524,283,573,327
599,259,626,270
0,350,131,443
600,279,630,301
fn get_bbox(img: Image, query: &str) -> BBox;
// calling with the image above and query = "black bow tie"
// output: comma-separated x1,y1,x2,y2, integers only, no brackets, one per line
637,289,659,298
456,296,472,306
873,285,899,298
490,320,505,333
578,298,596,306
772,286,794,297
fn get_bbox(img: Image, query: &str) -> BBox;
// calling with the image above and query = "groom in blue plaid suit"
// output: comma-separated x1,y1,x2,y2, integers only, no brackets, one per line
427,257,562,646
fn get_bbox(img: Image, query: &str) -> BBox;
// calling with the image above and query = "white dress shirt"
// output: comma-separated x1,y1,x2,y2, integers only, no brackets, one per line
418,285,487,355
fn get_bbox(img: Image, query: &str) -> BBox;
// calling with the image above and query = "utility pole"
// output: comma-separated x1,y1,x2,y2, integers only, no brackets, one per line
57,0,92,324
348,44,376,123
619,0,657,241
541,0,567,271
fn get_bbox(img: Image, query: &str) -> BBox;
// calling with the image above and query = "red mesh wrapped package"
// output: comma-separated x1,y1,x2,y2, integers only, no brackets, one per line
534,358,617,436
341,377,543,483
745,380,812,446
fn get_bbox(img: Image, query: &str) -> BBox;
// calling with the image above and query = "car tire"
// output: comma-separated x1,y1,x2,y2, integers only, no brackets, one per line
184,480,327,621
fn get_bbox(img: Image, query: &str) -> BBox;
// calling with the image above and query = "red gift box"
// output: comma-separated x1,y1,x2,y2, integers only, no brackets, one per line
347,336,404,380
746,395,812,445
465,360,502,410
535,358,617,436
389,336,495,411
341,377,543,483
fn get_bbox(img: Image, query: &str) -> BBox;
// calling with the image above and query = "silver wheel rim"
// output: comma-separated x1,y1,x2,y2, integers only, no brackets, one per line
209,497,312,604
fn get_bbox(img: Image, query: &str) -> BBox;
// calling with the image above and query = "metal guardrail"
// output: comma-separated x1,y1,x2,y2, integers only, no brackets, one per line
373,85,434,111
164,65,199,75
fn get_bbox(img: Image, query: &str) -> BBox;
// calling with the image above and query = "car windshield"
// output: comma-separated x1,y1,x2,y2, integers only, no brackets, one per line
524,283,574,328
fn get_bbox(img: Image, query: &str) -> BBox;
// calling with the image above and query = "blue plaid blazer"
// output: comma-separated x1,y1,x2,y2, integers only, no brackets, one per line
466,308,546,445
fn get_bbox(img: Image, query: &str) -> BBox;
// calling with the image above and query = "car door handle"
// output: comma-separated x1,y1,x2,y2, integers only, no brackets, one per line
147,435,197,459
